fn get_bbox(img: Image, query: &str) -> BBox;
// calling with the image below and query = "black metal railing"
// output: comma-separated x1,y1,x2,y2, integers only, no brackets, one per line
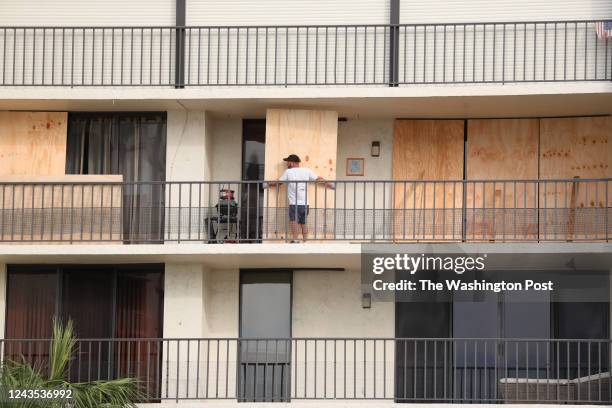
0,178,610,243
2,338,610,403
0,20,610,86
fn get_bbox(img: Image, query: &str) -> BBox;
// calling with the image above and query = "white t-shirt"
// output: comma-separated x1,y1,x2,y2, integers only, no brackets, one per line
279,167,318,205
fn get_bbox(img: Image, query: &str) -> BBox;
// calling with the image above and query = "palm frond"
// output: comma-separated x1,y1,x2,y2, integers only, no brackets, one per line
0,319,143,408
48,318,76,382
70,377,143,408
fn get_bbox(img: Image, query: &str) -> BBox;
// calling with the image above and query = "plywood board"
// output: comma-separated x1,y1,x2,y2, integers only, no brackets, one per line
0,112,68,176
392,120,464,240
466,119,539,241
0,175,123,243
264,109,338,240
539,116,612,240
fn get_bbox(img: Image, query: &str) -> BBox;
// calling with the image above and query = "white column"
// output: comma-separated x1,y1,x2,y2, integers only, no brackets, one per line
162,263,206,400
166,110,210,183
163,263,206,338
162,265,241,401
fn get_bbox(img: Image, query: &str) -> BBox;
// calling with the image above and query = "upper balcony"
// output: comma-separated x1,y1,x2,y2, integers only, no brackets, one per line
0,178,610,244
0,20,610,88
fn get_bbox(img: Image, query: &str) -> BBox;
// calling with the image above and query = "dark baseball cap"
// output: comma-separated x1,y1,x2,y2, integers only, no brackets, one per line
283,154,301,163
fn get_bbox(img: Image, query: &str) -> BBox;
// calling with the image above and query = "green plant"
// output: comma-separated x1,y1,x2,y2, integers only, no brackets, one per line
0,319,143,408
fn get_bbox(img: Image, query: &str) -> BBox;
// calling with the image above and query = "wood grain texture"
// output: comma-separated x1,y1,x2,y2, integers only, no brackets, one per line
0,112,68,176
392,120,464,240
539,116,612,240
466,119,539,240
264,109,338,240
0,175,123,243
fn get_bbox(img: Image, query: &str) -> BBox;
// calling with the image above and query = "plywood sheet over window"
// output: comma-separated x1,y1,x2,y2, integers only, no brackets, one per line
392,120,464,241
466,119,539,241
0,175,123,243
0,112,68,176
539,116,612,240
264,109,338,240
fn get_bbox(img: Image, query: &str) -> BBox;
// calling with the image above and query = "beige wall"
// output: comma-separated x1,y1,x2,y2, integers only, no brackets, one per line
336,119,393,182
162,264,239,399
162,264,395,399
209,117,242,181
293,268,393,337
163,263,207,338
293,268,394,398
203,268,240,337
201,117,394,182
166,110,212,183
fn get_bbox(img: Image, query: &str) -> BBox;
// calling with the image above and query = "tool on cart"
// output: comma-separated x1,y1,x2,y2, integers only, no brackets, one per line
206,188,239,243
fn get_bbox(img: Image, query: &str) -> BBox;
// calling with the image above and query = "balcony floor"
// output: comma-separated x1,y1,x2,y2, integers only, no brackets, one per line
0,242,609,268
1,82,611,119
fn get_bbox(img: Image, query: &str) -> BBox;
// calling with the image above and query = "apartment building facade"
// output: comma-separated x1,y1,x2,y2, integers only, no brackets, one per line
0,0,611,406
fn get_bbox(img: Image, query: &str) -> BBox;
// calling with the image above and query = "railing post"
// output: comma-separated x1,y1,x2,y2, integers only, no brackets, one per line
175,0,186,88
388,0,400,86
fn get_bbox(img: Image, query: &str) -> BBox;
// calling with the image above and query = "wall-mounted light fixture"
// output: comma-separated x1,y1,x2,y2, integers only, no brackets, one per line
361,292,372,308
371,141,380,157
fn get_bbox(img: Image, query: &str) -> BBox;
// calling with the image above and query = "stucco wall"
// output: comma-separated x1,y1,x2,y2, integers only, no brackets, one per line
163,263,206,338
209,117,243,181
292,268,394,337
162,264,239,399
201,117,394,182
336,119,393,182
203,268,240,337
293,268,395,398
166,110,211,184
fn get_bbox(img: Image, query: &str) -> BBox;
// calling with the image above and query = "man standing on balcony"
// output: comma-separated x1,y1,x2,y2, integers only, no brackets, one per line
267,154,334,243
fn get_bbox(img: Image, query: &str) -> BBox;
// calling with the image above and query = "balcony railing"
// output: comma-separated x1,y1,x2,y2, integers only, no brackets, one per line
3,337,610,403
0,178,610,243
0,20,610,87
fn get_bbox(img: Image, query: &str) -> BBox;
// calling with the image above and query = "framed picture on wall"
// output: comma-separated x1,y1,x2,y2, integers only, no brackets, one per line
346,158,364,176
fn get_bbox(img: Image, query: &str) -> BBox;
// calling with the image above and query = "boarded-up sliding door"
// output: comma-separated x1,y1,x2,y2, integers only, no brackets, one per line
264,109,338,240
0,112,122,243
466,119,539,240
0,112,67,175
392,120,464,241
539,116,612,240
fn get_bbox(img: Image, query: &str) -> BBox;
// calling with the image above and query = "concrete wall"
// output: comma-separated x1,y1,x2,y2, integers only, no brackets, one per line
166,110,212,184
209,117,243,181
0,0,174,25
162,264,238,399
401,0,612,22
293,268,393,337
203,268,240,338
162,264,396,399
292,268,395,398
202,117,394,182
163,263,207,338
337,119,393,182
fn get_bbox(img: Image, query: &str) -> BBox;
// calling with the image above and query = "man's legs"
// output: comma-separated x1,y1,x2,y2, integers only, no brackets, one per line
288,205,299,242
289,221,299,241
298,205,309,242
300,224,308,241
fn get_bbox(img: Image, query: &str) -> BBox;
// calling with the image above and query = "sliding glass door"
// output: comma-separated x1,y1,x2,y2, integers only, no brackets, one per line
66,113,167,243
5,264,164,395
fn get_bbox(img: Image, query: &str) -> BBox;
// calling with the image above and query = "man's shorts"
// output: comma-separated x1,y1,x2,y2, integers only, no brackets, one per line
288,205,309,225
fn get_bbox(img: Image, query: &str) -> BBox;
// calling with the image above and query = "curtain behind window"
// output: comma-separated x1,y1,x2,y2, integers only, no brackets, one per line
66,113,166,243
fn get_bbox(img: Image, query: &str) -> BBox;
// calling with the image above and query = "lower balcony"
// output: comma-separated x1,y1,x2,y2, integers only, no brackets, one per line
4,337,611,404
0,178,610,243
